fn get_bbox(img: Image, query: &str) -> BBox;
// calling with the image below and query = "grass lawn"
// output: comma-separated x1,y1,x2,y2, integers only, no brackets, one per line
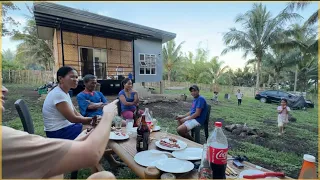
2,84,318,179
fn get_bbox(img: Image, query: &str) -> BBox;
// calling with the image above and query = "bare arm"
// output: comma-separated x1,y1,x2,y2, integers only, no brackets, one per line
87,102,104,110
185,108,202,120
56,102,92,124
133,91,139,105
119,94,135,106
44,100,118,178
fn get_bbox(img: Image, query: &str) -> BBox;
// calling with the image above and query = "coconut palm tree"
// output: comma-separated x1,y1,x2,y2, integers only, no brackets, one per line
221,3,301,91
198,56,229,91
11,13,54,70
262,49,300,90
162,40,185,84
287,1,318,26
274,23,317,92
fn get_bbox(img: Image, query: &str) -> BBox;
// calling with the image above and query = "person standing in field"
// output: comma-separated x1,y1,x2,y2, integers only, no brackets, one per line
277,99,290,136
236,89,243,106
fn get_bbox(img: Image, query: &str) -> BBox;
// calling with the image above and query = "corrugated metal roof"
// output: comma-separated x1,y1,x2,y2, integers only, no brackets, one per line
33,2,176,43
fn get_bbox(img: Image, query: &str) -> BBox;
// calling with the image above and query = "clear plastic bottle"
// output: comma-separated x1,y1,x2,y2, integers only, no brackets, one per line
198,144,213,179
206,121,228,179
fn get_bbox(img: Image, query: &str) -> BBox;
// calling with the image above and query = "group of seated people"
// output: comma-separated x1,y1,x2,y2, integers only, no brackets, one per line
2,66,208,179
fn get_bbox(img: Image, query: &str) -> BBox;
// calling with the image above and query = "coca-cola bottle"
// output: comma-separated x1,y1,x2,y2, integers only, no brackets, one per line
136,115,150,152
207,121,228,179
198,144,213,179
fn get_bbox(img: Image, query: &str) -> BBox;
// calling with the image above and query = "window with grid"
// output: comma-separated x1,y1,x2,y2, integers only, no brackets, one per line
139,53,156,75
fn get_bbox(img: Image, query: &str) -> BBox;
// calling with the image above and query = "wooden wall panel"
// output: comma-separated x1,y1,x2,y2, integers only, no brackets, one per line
120,40,132,52
64,45,78,61
107,38,120,50
120,51,132,64
93,36,107,48
107,50,120,64
78,34,93,47
62,32,78,45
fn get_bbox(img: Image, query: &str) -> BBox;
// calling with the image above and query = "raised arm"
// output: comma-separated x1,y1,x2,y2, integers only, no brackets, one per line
44,100,118,178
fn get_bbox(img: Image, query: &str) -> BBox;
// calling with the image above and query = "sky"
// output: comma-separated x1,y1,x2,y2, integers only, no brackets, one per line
2,1,318,70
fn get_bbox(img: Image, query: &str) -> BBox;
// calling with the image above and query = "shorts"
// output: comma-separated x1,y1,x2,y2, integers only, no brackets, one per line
46,123,83,140
183,116,200,131
278,115,288,127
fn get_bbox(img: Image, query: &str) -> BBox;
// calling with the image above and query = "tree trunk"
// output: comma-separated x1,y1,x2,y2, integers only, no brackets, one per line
167,69,171,86
275,72,280,90
294,64,298,92
267,74,271,87
255,57,261,92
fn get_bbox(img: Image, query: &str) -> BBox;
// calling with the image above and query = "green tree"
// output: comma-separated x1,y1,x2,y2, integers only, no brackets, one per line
1,1,20,36
11,9,54,70
162,40,185,83
221,3,301,91
275,23,317,92
198,56,229,90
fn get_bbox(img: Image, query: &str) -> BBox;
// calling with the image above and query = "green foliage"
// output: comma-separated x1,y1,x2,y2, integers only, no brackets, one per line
1,1,20,36
10,4,54,71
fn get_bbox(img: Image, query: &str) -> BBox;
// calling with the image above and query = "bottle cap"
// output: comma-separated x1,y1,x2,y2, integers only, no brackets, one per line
215,121,222,127
303,154,315,162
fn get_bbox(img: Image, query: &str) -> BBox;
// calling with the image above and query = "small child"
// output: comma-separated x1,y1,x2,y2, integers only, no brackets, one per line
211,91,219,104
236,89,243,106
277,99,290,136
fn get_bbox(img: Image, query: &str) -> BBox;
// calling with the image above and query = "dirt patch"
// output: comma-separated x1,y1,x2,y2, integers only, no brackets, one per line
3,86,40,122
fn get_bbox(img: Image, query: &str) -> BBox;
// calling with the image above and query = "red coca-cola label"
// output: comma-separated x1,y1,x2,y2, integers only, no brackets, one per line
207,146,228,165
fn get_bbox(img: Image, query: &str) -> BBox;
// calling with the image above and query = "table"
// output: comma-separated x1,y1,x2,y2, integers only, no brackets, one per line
108,129,292,179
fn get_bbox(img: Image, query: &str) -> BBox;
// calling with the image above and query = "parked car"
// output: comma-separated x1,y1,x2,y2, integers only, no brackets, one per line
255,90,314,108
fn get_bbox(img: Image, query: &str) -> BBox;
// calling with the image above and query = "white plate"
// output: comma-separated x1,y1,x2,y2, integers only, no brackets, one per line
155,158,194,173
172,147,203,160
155,138,187,151
134,150,168,167
152,125,161,131
109,131,129,140
239,169,280,179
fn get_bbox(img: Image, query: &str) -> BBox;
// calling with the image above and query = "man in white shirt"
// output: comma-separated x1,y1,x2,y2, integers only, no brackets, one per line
236,89,243,106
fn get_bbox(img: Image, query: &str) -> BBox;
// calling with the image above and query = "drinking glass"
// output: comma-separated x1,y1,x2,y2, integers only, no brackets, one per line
126,119,134,135
114,116,123,130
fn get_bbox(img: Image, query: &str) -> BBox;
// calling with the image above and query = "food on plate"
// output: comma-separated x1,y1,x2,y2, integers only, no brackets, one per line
114,131,126,136
160,138,180,148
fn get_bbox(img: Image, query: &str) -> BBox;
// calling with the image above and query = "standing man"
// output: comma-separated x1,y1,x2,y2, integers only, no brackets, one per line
77,74,108,117
175,85,208,141
236,89,243,106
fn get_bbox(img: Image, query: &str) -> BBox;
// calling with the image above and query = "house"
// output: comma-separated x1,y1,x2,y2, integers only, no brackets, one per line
33,2,176,95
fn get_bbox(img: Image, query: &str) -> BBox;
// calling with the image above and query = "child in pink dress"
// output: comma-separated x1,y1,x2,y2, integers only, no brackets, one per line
277,99,290,136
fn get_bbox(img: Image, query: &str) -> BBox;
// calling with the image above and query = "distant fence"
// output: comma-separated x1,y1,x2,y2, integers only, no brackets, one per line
145,81,315,100
2,70,54,85
145,81,258,97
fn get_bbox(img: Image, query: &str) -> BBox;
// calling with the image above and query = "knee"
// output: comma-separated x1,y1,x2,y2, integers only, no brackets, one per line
87,171,116,179
122,111,134,119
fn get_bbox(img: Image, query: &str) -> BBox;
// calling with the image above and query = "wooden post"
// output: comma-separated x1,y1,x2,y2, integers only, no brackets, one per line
160,80,164,94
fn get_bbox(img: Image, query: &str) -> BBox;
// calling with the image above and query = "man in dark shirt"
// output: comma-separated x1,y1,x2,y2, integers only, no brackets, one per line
175,85,208,141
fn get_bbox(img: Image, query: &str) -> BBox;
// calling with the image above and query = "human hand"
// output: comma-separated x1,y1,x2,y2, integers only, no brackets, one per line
103,99,119,116
175,115,184,120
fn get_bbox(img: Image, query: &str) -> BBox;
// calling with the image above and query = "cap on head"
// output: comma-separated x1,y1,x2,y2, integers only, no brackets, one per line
189,85,199,92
